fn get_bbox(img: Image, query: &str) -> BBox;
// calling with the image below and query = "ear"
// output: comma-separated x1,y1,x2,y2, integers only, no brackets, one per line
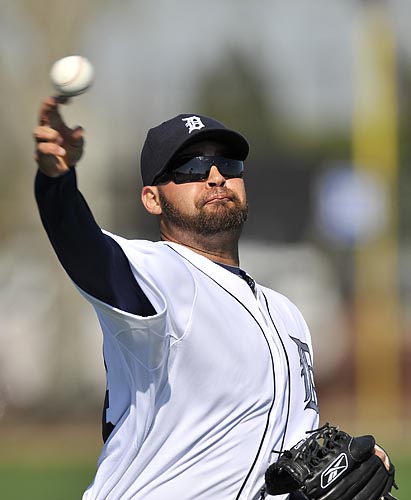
141,186,162,215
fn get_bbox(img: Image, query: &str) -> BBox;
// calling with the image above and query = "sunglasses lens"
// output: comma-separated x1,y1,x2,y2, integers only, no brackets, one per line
166,157,244,184
174,171,206,184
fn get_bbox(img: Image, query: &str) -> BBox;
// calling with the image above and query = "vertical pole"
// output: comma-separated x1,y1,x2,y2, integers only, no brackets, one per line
352,2,400,427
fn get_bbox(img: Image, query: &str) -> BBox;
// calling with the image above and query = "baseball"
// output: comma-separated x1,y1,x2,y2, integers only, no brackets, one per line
50,55,94,97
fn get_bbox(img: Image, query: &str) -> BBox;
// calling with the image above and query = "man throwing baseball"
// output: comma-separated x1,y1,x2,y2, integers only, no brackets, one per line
34,97,397,499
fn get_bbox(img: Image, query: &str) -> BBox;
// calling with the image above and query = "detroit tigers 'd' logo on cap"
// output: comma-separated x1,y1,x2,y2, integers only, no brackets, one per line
182,116,205,134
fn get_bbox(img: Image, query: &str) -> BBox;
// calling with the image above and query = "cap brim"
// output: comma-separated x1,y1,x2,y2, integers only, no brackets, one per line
156,128,249,182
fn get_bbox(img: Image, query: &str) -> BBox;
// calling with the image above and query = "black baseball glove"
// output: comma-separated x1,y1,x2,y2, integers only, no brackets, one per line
264,423,397,500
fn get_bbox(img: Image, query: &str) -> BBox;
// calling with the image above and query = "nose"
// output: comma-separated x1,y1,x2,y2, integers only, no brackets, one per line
207,165,226,187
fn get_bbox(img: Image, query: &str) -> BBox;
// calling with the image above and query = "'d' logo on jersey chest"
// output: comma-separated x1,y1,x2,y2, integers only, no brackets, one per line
290,336,319,413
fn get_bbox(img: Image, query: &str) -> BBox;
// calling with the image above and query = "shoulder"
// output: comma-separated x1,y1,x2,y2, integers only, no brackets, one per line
101,232,196,286
259,284,311,335
102,232,178,260
260,285,300,314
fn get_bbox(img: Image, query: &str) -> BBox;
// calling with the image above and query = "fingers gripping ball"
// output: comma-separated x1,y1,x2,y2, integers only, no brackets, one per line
50,56,94,98
265,424,398,500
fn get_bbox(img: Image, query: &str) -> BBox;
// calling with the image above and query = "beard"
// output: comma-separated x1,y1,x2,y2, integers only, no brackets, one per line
158,188,248,236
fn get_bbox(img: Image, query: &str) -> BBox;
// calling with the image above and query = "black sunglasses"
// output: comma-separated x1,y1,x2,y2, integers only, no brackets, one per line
154,156,244,185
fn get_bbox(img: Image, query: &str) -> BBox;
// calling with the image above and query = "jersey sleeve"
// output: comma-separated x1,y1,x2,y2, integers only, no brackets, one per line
35,168,155,316
77,286,170,433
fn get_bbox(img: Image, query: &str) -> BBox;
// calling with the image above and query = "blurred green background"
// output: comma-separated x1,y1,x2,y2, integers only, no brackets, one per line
0,421,409,498
1,0,410,498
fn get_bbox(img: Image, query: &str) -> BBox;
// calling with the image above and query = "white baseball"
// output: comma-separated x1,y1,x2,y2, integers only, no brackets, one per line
50,55,94,97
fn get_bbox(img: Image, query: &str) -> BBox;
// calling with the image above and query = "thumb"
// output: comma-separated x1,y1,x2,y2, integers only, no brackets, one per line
39,96,65,130
71,125,84,144
349,435,376,462
65,125,85,167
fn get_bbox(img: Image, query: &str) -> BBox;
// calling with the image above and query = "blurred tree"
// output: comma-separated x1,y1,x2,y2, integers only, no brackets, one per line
193,48,334,242
195,48,278,152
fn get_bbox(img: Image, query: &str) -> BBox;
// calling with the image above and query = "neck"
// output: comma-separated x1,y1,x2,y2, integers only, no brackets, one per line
160,225,241,266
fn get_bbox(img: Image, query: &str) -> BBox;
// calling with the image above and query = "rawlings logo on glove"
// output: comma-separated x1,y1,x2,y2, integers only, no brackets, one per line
264,423,398,500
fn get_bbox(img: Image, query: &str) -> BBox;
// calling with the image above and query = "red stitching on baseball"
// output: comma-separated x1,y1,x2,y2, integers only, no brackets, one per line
59,57,85,86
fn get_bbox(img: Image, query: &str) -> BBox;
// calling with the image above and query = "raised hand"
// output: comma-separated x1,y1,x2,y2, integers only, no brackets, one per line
33,96,84,177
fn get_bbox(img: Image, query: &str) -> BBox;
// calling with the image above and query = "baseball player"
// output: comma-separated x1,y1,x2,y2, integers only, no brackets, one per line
34,97,395,500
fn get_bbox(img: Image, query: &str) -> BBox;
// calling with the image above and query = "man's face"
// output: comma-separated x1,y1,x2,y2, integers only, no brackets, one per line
156,140,248,236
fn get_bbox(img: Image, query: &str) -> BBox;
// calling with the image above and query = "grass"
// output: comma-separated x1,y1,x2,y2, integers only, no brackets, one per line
0,464,95,500
0,419,100,500
393,455,411,499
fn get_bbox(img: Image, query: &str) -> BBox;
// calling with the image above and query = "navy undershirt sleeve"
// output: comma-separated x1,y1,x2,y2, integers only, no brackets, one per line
35,168,155,317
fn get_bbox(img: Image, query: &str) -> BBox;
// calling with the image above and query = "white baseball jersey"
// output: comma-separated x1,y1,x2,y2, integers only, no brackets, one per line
79,235,319,500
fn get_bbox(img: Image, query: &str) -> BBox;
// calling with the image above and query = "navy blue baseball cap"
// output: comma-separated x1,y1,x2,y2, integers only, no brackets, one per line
140,114,249,186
